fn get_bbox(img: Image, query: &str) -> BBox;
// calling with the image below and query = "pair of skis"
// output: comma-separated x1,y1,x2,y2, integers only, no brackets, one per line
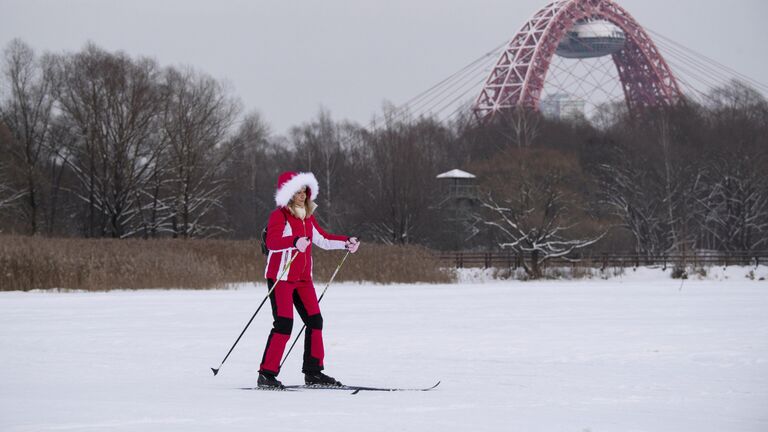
241,381,440,395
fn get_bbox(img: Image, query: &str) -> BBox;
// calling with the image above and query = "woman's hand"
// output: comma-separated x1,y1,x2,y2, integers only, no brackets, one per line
345,237,360,253
295,236,311,253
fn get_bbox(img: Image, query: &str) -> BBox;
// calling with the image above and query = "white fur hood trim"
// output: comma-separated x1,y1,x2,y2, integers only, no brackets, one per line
274,172,320,207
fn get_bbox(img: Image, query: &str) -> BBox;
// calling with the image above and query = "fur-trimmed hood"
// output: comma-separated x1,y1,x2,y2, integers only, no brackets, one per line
274,171,319,208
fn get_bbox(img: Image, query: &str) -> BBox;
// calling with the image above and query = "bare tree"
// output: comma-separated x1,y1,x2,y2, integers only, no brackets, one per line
131,132,173,238
351,116,446,244
697,163,768,251
0,161,23,210
695,81,768,251
477,148,604,278
220,111,274,238
161,67,240,238
0,121,25,211
597,155,666,256
594,105,706,257
50,44,164,237
0,39,55,234
42,119,75,235
708,80,768,124
497,107,541,149
289,108,358,230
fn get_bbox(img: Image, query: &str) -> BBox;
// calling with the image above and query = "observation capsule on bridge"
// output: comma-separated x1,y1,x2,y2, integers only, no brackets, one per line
556,19,626,59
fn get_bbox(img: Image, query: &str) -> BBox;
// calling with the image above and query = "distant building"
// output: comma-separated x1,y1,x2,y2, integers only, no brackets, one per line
540,93,585,119
436,169,478,204
435,169,480,250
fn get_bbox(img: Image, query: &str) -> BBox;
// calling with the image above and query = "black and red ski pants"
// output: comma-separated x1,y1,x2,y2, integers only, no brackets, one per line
259,279,324,376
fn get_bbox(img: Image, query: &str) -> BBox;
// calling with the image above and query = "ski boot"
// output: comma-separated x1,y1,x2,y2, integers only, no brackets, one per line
304,371,343,387
257,372,285,390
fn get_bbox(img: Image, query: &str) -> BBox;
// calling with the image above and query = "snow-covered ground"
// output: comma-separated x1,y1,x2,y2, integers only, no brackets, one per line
1,271,767,431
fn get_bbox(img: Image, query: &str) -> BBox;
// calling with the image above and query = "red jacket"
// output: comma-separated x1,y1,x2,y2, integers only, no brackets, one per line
264,207,349,281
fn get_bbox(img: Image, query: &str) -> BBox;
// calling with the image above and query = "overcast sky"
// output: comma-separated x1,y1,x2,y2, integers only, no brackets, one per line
1,0,766,135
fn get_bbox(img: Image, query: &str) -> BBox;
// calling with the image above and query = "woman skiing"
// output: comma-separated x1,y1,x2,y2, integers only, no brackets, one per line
258,171,360,389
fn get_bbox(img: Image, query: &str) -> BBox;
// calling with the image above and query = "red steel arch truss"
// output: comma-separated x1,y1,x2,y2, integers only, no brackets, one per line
473,0,682,122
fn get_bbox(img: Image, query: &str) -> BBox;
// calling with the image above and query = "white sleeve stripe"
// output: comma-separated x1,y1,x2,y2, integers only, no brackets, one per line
312,226,346,250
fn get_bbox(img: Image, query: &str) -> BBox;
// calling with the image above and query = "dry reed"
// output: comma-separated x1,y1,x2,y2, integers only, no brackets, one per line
0,235,452,291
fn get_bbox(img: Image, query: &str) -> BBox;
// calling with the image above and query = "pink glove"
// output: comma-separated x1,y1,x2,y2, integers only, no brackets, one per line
295,236,311,253
345,237,360,253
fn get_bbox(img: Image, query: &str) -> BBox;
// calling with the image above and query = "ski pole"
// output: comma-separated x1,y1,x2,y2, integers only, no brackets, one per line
280,250,350,368
211,250,299,376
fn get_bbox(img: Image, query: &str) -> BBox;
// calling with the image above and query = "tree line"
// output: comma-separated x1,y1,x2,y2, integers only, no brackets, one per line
1,39,767,259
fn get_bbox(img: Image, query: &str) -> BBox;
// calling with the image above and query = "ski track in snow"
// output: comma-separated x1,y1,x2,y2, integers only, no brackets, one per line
1,273,767,431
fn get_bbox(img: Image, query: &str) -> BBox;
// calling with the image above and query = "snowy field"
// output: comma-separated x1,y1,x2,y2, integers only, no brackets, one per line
1,269,767,432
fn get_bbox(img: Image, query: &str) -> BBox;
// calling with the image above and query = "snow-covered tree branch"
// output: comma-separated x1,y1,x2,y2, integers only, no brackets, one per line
476,148,605,279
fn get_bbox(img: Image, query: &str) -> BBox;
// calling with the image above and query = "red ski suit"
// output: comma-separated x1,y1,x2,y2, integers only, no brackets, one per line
259,207,349,376
264,207,349,282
